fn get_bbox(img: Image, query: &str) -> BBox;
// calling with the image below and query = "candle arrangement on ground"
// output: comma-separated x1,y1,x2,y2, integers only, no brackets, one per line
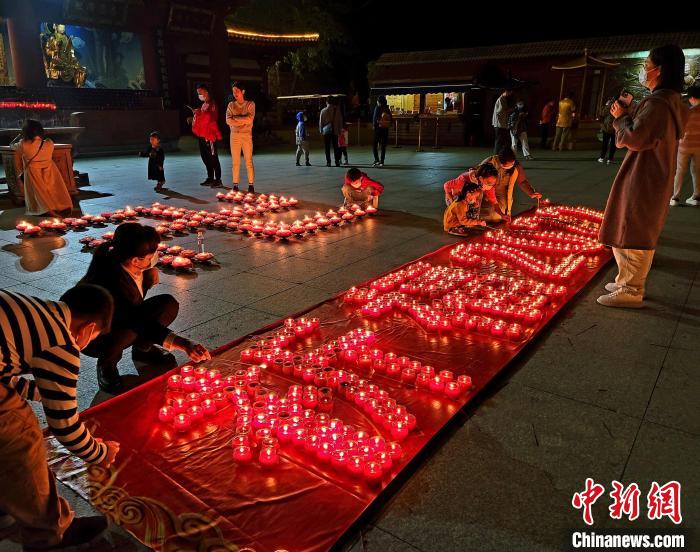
44,203,613,552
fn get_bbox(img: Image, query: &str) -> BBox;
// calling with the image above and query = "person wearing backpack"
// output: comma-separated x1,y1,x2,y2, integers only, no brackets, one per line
319,96,343,167
372,96,392,167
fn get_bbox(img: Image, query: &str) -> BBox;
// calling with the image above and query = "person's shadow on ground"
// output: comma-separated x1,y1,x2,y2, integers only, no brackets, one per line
157,189,209,205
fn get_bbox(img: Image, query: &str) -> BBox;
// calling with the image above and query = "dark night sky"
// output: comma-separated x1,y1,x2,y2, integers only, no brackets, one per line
350,4,693,57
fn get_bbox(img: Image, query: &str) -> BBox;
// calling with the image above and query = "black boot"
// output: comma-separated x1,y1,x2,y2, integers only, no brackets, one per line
211,179,224,188
25,515,108,551
97,361,122,394
248,185,255,194
199,178,213,186
232,184,239,192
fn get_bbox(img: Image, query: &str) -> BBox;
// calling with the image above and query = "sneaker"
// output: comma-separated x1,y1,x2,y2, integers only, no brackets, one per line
604,282,621,293
305,161,311,166
248,185,255,194
97,362,123,394
606,160,612,165
669,196,680,206
343,161,349,166
686,196,700,206
526,155,534,160
597,158,604,163
296,162,301,166
211,179,223,188
25,515,108,552
372,161,379,167
199,179,213,186
232,184,239,192
596,287,644,308
378,163,384,167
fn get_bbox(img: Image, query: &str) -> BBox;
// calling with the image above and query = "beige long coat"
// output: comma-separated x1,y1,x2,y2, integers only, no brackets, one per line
598,89,687,250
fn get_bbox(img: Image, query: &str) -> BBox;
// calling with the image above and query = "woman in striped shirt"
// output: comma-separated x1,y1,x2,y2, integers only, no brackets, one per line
0,285,119,549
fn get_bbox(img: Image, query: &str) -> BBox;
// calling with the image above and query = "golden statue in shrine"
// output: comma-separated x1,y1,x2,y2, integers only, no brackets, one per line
41,24,87,87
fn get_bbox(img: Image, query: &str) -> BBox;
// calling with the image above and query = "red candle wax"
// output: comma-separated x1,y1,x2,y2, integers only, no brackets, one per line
363,461,383,482
188,405,204,422
173,413,191,432
233,445,253,463
158,406,174,423
429,377,444,393
444,381,462,400
201,399,217,416
167,374,182,390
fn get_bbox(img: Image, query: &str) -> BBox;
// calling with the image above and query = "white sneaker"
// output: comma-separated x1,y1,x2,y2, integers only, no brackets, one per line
597,287,644,308
378,163,384,167
606,160,612,165
604,282,621,293
670,196,681,206
597,158,605,163
686,196,700,206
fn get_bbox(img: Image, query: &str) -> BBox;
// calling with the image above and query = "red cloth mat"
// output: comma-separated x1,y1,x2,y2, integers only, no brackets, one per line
48,205,612,551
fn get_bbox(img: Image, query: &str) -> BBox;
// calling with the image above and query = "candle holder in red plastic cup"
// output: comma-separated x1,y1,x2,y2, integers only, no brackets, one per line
158,406,174,423
233,445,253,463
173,413,191,432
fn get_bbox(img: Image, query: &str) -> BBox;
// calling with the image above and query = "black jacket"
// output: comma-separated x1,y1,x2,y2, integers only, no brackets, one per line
81,262,170,345
139,145,165,181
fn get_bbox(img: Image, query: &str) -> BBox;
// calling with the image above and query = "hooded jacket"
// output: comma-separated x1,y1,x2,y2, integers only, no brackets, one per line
295,112,307,144
599,89,688,249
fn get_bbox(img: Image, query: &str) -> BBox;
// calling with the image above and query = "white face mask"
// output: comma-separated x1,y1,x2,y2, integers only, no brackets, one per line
149,252,159,268
198,94,206,101
638,67,648,88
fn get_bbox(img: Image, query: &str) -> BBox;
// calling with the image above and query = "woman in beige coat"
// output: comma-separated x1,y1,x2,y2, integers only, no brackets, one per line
597,45,688,308
13,119,73,216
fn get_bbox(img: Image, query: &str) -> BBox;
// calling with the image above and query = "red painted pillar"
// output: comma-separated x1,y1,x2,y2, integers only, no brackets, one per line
6,3,46,88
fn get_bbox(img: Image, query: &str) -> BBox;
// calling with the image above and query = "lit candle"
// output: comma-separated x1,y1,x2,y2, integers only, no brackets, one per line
188,405,204,423
259,446,279,466
173,413,191,432
158,406,174,422
363,461,383,483
444,381,461,399
167,374,182,390
233,445,253,463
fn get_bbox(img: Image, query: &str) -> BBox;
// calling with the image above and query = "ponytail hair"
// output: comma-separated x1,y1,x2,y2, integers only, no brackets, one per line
81,222,159,284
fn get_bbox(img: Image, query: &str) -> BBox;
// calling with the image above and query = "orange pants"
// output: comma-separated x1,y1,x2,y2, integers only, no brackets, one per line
0,385,73,548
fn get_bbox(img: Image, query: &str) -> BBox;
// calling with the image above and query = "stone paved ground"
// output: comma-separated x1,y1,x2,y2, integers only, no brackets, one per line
0,144,698,552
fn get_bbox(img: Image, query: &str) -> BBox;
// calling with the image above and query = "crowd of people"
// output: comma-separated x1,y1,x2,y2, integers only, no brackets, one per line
0,45,697,550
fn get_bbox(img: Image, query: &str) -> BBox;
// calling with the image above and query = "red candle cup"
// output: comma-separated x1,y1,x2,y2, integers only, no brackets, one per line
363,461,383,483
444,381,462,400
173,413,192,432
158,406,175,423
233,445,253,463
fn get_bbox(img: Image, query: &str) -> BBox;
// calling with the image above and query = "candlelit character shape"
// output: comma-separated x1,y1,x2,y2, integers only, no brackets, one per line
342,168,384,210
138,131,166,192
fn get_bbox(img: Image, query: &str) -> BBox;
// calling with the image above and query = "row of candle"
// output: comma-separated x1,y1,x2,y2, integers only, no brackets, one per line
482,231,604,255
248,323,474,401
450,243,586,281
537,205,604,224
215,192,298,210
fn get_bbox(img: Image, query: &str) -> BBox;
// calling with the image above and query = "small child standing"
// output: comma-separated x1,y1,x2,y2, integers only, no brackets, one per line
139,131,165,191
343,167,384,209
338,123,350,165
295,111,310,166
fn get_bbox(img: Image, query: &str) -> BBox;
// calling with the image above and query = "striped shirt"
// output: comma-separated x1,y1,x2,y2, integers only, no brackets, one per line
679,104,700,153
0,290,107,464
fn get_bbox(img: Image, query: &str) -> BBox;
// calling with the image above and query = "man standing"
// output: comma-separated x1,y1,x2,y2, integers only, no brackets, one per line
372,96,392,167
539,98,555,149
226,81,256,193
552,92,576,151
0,285,119,550
319,96,343,167
492,89,515,154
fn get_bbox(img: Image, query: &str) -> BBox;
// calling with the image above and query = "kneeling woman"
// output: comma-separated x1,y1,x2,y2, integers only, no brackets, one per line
80,222,210,393
443,163,499,206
